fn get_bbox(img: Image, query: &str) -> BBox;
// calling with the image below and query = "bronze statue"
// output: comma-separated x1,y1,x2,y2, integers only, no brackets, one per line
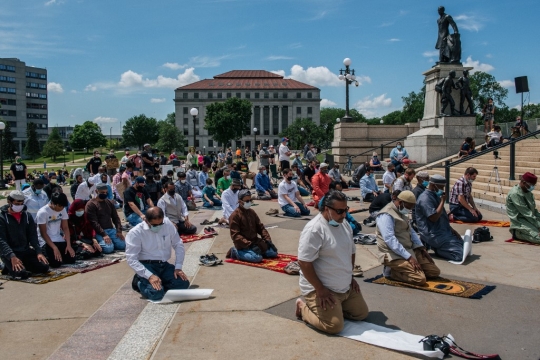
456,70,474,115
436,70,459,116
436,6,461,64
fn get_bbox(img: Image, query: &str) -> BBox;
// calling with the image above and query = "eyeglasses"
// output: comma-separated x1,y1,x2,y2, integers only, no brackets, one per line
326,205,349,215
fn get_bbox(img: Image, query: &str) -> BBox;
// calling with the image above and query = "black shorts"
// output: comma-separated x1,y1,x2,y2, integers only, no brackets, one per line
280,160,290,171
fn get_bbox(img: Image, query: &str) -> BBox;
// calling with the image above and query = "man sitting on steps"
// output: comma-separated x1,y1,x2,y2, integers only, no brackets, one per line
506,172,540,244
449,167,483,223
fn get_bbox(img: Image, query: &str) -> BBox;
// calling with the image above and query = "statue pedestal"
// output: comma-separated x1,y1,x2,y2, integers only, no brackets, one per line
405,63,483,165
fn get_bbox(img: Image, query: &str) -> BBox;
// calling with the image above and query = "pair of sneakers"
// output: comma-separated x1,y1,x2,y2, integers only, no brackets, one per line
199,254,222,266
203,227,217,235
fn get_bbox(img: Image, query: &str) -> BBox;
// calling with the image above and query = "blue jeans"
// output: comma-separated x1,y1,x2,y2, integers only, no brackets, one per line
137,262,190,301
203,198,222,208
230,246,278,263
125,207,148,226
282,202,310,218
449,204,483,223
95,228,126,254
298,186,310,196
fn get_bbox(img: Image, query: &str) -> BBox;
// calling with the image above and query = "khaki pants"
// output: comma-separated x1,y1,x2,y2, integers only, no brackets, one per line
384,248,441,286
301,286,368,335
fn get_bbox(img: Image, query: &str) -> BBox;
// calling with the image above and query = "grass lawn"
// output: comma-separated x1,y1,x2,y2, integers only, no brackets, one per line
24,151,126,164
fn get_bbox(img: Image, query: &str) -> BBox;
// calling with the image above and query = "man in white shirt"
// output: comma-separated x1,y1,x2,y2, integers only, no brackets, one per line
157,182,197,235
23,178,49,220
75,177,96,201
382,162,396,193
126,207,190,301
278,169,310,217
186,164,202,198
219,178,242,225
295,190,368,334
393,168,415,192
278,137,292,172
36,193,75,268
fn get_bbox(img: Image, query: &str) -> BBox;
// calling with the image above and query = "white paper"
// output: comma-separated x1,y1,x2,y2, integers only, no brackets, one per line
449,229,472,265
339,320,444,359
150,289,214,304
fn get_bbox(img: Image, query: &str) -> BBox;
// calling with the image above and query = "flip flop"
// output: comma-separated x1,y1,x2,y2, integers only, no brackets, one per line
199,255,217,266
206,253,223,265
200,219,213,225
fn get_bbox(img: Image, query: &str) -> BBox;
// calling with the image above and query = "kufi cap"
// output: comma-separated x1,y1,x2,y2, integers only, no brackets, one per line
522,172,537,185
416,171,429,179
9,190,25,201
430,174,446,185
96,183,108,190
231,178,242,186
144,143,150,147
320,162,329,168
87,177,96,185
135,176,146,183
237,189,251,200
397,190,416,204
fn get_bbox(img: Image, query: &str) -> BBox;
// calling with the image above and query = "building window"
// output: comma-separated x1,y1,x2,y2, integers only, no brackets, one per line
307,107,312,114
208,139,213,147
226,92,231,98
0,64,16,72
0,110,16,116
9,121,17,127
273,92,278,99
195,140,200,147
25,71,46,79
26,82,46,89
245,92,250,99
254,106,261,131
1,99,16,106
283,92,288,99
194,93,199,99
1,87,16,94
307,92,313,99
183,107,188,115
183,93,188,99
264,92,269,99
217,92,222,99
236,92,241,98
263,106,270,135
39,93,47,99
272,106,279,135
183,118,188,125
208,92,213,99
254,92,260,99
296,92,301,99
183,128,189,135
0,76,15,83
296,107,301,115
281,106,288,131
26,102,46,109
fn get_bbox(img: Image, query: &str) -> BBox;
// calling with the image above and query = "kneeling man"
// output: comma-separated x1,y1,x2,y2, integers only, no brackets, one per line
296,190,368,334
227,189,278,263
506,172,540,244
126,207,190,301
376,190,440,285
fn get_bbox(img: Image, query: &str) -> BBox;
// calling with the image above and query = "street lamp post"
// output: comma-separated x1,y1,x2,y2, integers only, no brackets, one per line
253,127,258,149
300,127,305,148
203,146,206,155
84,148,87,161
338,58,359,123
72,149,75,163
0,122,5,188
63,149,66,167
190,108,199,149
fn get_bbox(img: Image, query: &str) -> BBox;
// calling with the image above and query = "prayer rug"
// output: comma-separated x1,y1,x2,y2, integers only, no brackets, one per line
225,253,298,274
450,219,510,227
181,233,216,243
349,208,368,214
505,238,540,246
364,275,495,299
269,214,313,220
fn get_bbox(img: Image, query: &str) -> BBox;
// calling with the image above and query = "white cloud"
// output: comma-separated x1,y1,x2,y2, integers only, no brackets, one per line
271,65,371,88
423,50,439,57
70,89,77,94
45,0,64,5
354,94,392,117
162,62,187,70
266,55,294,61
486,53,493,58
388,38,400,42
190,55,229,68
463,56,494,73
320,99,337,108
151,98,167,103
499,80,515,88
288,42,302,49
94,116,118,124
454,14,484,32
47,82,63,93
85,84,97,92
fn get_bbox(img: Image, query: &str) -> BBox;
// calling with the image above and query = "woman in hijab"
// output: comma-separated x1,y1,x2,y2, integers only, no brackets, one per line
68,199,102,259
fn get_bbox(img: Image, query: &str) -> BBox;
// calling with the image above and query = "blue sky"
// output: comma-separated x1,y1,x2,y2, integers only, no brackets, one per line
2,0,537,134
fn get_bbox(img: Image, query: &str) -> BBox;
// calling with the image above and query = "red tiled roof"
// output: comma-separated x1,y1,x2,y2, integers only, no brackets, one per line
176,70,319,91
214,70,283,79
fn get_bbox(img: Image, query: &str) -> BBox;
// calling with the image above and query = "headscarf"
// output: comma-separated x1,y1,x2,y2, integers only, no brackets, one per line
67,199,94,240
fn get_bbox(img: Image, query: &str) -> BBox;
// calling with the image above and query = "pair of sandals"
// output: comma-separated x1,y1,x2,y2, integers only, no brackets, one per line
265,209,279,216
200,218,220,225
353,234,377,245
199,253,222,266
203,227,217,235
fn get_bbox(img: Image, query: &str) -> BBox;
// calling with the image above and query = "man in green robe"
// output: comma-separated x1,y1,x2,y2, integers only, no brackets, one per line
506,172,540,244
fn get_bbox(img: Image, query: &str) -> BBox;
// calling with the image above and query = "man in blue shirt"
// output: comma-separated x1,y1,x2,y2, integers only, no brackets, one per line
255,166,277,200
360,167,380,202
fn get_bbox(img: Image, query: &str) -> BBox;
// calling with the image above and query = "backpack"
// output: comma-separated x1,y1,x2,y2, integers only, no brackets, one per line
472,227,492,243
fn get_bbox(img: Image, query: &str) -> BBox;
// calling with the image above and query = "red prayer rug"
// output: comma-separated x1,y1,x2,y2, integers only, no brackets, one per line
450,219,510,227
181,233,216,243
505,238,540,246
225,253,298,274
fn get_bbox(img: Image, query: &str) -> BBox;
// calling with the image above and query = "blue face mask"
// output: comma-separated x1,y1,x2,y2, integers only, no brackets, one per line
368,174,373,178
263,170,267,175
35,189,42,195
397,145,402,150
422,180,429,187
529,185,535,192
149,225,162,233
436,189,444,197
328,219,340,227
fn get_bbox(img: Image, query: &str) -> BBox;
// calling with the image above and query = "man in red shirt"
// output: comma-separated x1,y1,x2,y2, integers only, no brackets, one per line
311,163,332,209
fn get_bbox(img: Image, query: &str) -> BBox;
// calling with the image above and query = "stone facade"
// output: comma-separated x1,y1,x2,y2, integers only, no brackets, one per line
0,58,49,155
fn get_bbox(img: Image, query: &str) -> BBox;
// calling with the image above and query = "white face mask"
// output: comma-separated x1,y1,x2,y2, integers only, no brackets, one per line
242,201,252,210
399,204,410,216
75,210,85,217
225,176,230,180
50,179,57,184
11,204,24,213
180,180,186,184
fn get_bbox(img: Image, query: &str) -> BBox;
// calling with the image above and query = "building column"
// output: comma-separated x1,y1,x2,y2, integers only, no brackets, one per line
278,106,282,134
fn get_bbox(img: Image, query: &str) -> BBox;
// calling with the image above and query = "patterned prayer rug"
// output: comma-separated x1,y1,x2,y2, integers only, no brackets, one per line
450,219,510,227
225,253,298,274
180,233,216,243
505,238,540,246
364,275,496,299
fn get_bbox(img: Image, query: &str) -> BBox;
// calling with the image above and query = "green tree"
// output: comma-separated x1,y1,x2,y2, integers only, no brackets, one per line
155,121,185,153
279,118,325,149
41,127,64,161
24,122,41,161
523,103,540,120
122,114,160,149
204,98,252,148
1,121,18,162
164,112,176,126
381,110,404,125
320,107,367,146
470,71,508,112
400,86,425,123
69,121,108,152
